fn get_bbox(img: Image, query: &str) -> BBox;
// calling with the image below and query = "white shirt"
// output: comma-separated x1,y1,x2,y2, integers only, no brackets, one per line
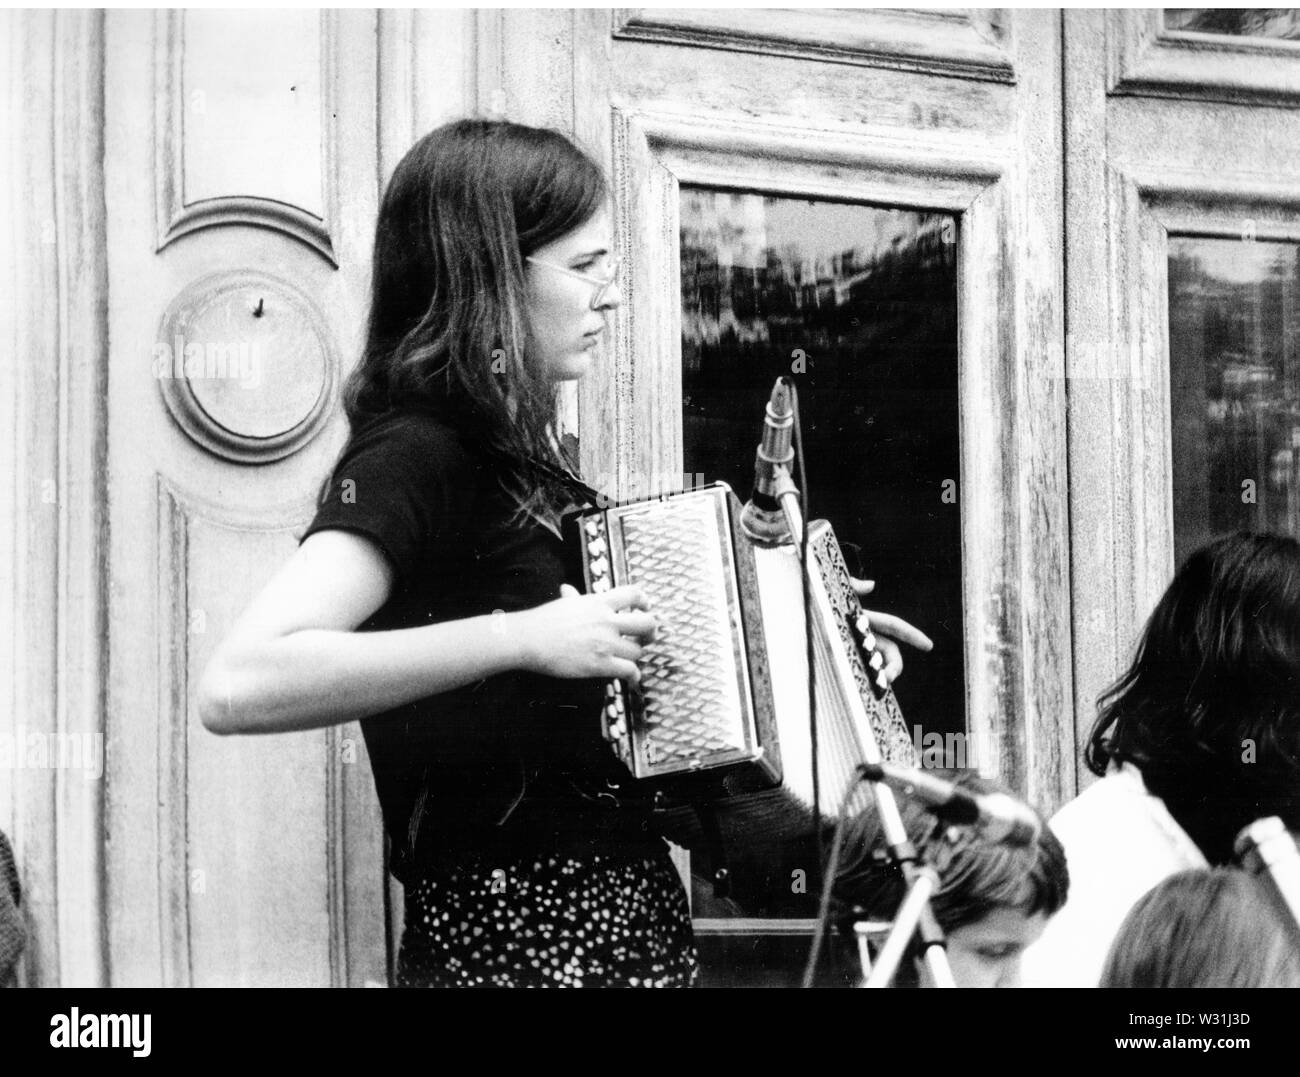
1020,763,1208,988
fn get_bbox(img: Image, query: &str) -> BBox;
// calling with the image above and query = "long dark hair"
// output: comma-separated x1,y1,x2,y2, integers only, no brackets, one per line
1086,531,1300,862
341,119,607,517
1101,868,1300,988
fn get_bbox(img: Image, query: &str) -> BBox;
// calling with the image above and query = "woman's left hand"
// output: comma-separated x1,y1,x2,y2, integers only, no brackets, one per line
849,578,933,689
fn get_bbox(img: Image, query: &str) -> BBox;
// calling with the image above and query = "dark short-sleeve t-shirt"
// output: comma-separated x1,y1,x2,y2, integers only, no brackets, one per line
301,408,660,879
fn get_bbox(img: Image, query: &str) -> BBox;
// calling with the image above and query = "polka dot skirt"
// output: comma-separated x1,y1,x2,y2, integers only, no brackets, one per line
396,850,700,988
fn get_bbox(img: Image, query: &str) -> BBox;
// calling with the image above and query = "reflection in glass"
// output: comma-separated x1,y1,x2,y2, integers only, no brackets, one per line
1169,237,1300,565
679,188,963,753
1165,9,1300,40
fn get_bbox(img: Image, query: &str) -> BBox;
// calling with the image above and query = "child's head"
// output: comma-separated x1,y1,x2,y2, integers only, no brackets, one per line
1101,867,1300,988
834,770,1068,987
346,119,617,512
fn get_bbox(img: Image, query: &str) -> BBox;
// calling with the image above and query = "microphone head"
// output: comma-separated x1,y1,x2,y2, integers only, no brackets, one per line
767,377,793,421
976,793,1043,847
740,378,797,545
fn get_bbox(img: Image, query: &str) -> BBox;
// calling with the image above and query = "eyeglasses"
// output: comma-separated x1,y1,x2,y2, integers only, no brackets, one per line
525,254,622,308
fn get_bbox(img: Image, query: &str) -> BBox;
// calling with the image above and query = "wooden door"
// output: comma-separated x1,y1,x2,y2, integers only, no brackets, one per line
7,6,1098,989
100,9,391,987
91,8,493,988
1065,9,1300,763
487,8,1072,984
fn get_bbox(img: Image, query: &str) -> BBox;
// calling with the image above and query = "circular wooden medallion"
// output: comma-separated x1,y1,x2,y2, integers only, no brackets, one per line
155,271,336,463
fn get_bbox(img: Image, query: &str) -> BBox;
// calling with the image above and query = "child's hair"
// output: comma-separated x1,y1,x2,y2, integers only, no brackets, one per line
833,770,1069,934
341,118,608,518
1086,531,1300,863
1100,867,1300,988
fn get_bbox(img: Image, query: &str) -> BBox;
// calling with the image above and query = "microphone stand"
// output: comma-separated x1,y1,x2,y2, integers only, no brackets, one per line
769,462,954,989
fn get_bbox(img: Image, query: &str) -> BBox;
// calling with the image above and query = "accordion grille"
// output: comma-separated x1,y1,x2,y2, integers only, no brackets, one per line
619,496,752,765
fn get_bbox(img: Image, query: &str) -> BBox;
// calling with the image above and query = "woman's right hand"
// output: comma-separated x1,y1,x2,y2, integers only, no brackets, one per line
513,583,657,687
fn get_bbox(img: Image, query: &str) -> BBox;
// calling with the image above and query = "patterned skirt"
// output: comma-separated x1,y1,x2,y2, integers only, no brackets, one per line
395,848,700,988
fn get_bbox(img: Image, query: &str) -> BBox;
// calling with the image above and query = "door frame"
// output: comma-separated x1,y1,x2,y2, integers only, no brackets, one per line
0,8,110,989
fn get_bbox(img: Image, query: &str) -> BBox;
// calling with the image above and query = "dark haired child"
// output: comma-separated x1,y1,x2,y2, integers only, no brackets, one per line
835,770,1068,988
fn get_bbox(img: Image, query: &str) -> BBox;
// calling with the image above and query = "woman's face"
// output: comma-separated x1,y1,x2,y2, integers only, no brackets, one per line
923,908,1048,988
524,208,621,383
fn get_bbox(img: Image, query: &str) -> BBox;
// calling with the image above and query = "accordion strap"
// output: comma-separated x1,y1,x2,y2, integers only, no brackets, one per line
526,447,610,510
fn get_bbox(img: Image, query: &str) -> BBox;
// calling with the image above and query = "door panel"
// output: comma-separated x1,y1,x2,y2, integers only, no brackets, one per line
80,5,481,990
1065,9,1300,765
1168,235,1300,560
102,9,385,986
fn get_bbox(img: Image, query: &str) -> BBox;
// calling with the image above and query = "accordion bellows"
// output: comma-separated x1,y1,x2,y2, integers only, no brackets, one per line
567,485,917,909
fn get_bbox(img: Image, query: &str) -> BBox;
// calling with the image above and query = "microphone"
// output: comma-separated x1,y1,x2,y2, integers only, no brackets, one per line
858,761,1042,846
739,378,796,545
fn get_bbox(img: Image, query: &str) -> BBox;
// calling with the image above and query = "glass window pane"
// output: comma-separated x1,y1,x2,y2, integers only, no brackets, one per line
1169,236,1300,565
1165,9,1300,40
679,189,963,923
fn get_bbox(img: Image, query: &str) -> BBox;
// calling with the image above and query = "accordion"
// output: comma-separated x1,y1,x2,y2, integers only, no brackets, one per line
565,483,917,910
